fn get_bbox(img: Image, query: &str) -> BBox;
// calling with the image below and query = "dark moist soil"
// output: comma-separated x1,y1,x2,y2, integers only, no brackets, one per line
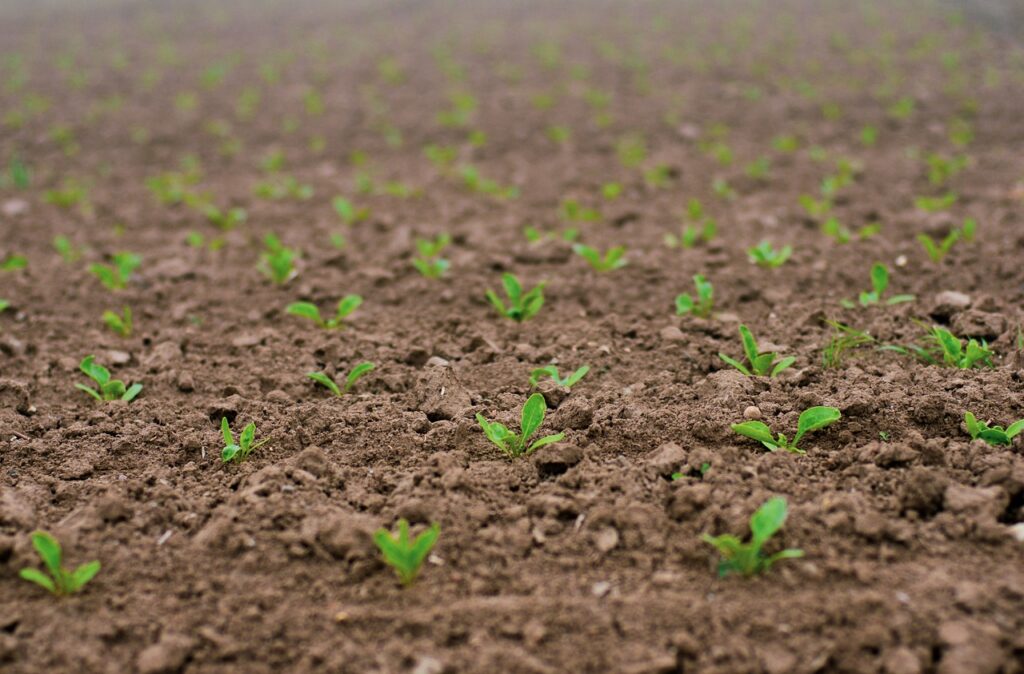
2,0,1024,672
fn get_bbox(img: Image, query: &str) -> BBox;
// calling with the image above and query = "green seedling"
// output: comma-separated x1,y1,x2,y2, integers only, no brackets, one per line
560,199,601,223
799,194,832,219
254,175,313,200
412,233,451,278
306,362,375,396
197,202,247,230
0,299,9,314
822,320,875,368
916,219,974,262
914,191,957,214
666,199,717,248
675,274,714,318
701,497,803,577
573,243,627,272
7,156,30,188
964,412,1024,447
259,234,298,284
1,254,27,271
75,355,142,402
102,307,132,337
373,519,440,586
841,263,914,308
747,241,792,268
19,531,100,596
485,273,544,322
719,325,795,377
732,406,841,454
712,178,736,201
331,196,369,224
885,325,993,369
476,393,565,458
89,252,141,290
529,365,589,389
286,294,362,329
926,153,967,186
53,235,81,263
220,417,269,463
524,226,578,244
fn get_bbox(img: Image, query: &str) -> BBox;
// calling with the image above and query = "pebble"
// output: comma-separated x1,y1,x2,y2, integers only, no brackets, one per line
743,405,762,420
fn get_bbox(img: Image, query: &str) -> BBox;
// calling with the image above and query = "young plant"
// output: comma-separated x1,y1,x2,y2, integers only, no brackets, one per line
411,233,451,278
573,243,627,272
917,218,974,262
675,274,713,318
373,519,440,586
220,417,269,463
306,362,375,396
732,406,841,454
19,531,100,596
701,497,803,578
53,235,81,263
485,273,544,322
822,320,875,368
102,306,132,337
841,263,915,308
286,295,362,329
0,299,9,314
719,325,795,377
259,234,298,284
476,393,564,458
529,365,589,389
0,254,27,271
914,192,957,213
747,241,792,268
666,199,716,248
964,412,1024,447
885,326,993,369
75,355,143,402
89,252,141,291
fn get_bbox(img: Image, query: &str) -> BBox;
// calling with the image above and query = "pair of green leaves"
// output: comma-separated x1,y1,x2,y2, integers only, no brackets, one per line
486,273,544,322
732,406,841,454
102,306,132,337
719,325,795,377
841,263,914,308
373,519,440,586
747,241,791,268
286,295,362,329
476,393,564,458
20,531,101,596
307,362,375,396
412,233,451,278
75,355,143,402
702,497,803,577
964,412,1024,447
220,417,268,463
529,365,589,389
89,252,141,291
917,218,972,262
259,233,298,284
675,274,713,318
573,244,627,272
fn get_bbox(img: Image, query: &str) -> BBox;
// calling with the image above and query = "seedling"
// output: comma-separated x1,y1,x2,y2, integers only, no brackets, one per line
373,519,440,586
719,325,795,377
529,365,589,389
573,243,627,272
675,274,714,318
412,233,451,278
822,320,875,368
916,219,974,262
89,252,141,290
53,235,81,263
560,199,601,223
732,406,841,454
259,234,298,284
666,199,716,248
0,299,9,314
1,254,27,271
485,273,545,322
286,295,362,329
914,192,957,213
331,196,369,224
747,241,792,268
841,263,914,308
476,393,565,458
19,531,100,596
254,175,313,200
964,412,1024,447
885,326,993,369
220,417,268,463
306,362,375,396
75,355,142,402
799,194,832,219
102,307,132,337
701,497,803,577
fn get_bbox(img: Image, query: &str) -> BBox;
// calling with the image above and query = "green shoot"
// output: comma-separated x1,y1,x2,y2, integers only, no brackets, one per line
719,325,795,377
701,497,803,577
254,175,313,200
573,244,627,272
841,263,914,308
331,196,369,224
914,192,957,213
306,362,375,396
675,274,714,318
75,355,142,402
732,406,841,454
286,295,362,329
1,254,28,271
53,235,81,263
220,417,269,463
916,218,975,263
666,199,716,248
964,412,1024,447
529,365,589,389
799,194,832,219
373,519,440,586
485,273,544,322
476,393,565,458
0,299,9,314
19,531,100,596
412,233,451,278
822,320,875,368
747,241,792,268
259,234,298,284
102,307,132,338
89,252,141,291
884,326,993,369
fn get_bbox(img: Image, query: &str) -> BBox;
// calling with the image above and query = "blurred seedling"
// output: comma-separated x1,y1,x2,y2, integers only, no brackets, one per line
712,178,736,201
6,156,30,188
821,217,879,244
373,519,440,586
926,153,967,186
799,194,832,220
1,254,27,271
476,393,564,458
573,243,627,272
560,199,601,223
675,274,713,318
917,218,974,263
485,273,545,322
75,355,142,402
524,226,578,244
747,241,791,268
964,412,1024,447
53,235,82,263
331,196,369,225
822,320,875,368
732,406,841,454
884,325,993,369
529,365,589,389
220,417,268,463
286,294,362,329
259,234,298,284
914,192,957,213
666,199,716,248
89,252,140,290
841,263,914,308
307,362,375,396
719,325,795,377
701,497,803,577
458,165,517,199
412,233,451,278
254,175,313,200
19,531,100,596
0,299,9,314
102,307,132,338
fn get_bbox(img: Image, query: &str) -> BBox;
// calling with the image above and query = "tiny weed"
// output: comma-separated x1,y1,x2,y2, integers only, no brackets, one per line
822,320,875,368
374,519,440,586
476,393,564,458
732,406,841,454
702,497,803,577
286,295,362,329
75,355,143,402
307,362,376,396
19,531,100,596
719,325,795,377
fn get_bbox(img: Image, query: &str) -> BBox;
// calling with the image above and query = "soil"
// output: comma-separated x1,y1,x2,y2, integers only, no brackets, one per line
2,1,1024,672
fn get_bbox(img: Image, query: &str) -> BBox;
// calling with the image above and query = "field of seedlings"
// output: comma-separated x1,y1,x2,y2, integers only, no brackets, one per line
2,0,1024,672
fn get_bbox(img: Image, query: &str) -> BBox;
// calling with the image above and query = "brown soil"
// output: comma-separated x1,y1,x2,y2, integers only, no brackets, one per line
2,1,1024,672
